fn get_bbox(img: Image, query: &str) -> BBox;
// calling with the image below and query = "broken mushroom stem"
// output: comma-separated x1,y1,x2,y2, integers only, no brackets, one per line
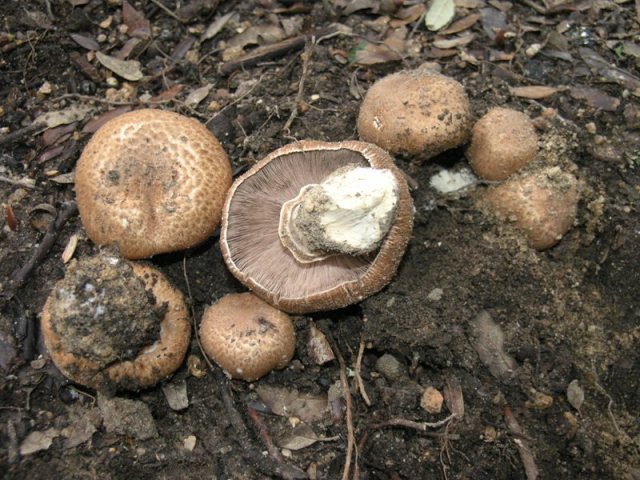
278,165,400,263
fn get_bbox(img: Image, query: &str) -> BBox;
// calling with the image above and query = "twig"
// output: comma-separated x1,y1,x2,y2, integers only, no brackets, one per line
218,26,340,76
182,258,306,480
282,43,314,133
371,415,457,432
521,0,548,14
247,405,286,462
335,344,355,480
10,201,78,291
504,405,539,480
354,337,371,407
0,124,41,147
149,0,186,22
0,175,37,189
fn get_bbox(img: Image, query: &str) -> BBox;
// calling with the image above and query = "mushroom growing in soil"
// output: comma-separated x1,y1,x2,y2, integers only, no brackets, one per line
199,292,296,381
75,109,232,259
41,253,191,391
357,68,472,160
466,108,538,181
220,140,414,314
484,167,579,250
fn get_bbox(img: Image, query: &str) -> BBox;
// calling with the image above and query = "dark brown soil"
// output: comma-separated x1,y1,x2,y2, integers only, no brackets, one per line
1,1,639,479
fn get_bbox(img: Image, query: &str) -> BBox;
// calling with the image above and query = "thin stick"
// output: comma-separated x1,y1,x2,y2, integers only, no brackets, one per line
149,0,185,22
10,201,78,290
354,337,371,407
333,344,355,480
0,175,37,189
372,414,457,432
282,43,313,133
247,405,286,462
504,405,539,480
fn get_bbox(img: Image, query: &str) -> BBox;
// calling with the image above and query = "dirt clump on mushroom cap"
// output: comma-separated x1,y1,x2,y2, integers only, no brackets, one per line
357,68,472,160
41,252,191,391
484,167,579,250
220,140,414,314
75,109,232,259
467,108,538,181
199,293,295,381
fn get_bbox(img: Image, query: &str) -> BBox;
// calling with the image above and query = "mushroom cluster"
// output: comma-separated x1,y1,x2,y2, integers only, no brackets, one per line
220,140,414,314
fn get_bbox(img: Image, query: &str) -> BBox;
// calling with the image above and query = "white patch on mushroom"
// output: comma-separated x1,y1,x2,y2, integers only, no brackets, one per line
279,166,399,263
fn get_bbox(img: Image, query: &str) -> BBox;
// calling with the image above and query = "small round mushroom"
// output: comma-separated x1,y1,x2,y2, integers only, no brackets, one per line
220,140,414,314
357,68,472,160
41,253,191,391
466,108,538,181
484,167,579,250
75,109,232,259
199,293,295,381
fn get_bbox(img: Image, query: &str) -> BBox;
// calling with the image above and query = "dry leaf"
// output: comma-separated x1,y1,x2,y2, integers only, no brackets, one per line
36,105,93,129
96,51,144,81
442,13,480,34
443,376,464,418
432,33,475,49
122,0,151,39
569,87,620,111
278,424,321,450
20,429,59,455
227,24,286,49
509,85,560,99
202,12,234,41
351,26,407,65
470,311,517,379
256,385,328,423
5,205,17,231
162,379,189,411
426,0,456,31
566,380,584,411
70,33,98,51
82,106,132,134
61,234,79,264
185,84,213,107
390,4,427,27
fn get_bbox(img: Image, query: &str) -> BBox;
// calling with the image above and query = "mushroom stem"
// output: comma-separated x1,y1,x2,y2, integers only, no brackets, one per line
278,166,399,263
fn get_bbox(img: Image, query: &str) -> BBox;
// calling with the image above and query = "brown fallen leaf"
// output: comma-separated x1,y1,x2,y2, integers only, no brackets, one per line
70,33,98,51
470,311,517,380
185,84,213,107
256,385,328,423
122,0,151,39
227,24,286,49
443,376,464,418
350,26,407,65
96,51,144,81
569,86,620,112
5,205,17,231
82,106,132,134
442,13,481,34
432,33,475,49
509,85,560,99
389,4,427,28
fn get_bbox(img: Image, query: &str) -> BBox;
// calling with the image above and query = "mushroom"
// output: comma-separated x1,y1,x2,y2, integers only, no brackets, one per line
484,167,579,250
466,108,538,181
41,253,191,391
75,109,232,259
220,140,414,314
357,68,472,160
199,293,295,381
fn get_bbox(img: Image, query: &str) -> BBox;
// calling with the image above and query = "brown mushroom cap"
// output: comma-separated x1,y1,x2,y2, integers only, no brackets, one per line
199,293,295,381
484,167,579,250
220,140,414,314
357,69,472,160
41,255,191,391
467,108,538,181
75,109,232,259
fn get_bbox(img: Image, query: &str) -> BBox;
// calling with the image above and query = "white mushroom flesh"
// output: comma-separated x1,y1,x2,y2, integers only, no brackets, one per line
279,166,399,263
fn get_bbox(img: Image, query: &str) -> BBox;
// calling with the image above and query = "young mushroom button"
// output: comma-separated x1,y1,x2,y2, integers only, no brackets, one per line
75,109,232,259
220,140,414,314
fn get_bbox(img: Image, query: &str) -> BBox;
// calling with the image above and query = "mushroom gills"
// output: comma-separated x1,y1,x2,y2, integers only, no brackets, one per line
278,165,399,263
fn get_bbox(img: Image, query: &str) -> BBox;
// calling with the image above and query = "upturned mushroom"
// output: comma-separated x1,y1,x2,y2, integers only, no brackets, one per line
199,293,296,381
466,108,538,181
484,167,579,250
220,140,414,314
75,109,232,259
41,253,191,391
357,68,472,160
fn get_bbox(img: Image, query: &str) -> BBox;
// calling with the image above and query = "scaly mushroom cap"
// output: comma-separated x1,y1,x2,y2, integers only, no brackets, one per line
220,140,414,314
75,109,232,259
467,108,538,181
199,293,295,381
484,167,579,250
41,256,191,391
357,69,472,160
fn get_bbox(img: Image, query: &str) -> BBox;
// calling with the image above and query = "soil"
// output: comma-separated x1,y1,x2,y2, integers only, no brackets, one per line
1,1,639,479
